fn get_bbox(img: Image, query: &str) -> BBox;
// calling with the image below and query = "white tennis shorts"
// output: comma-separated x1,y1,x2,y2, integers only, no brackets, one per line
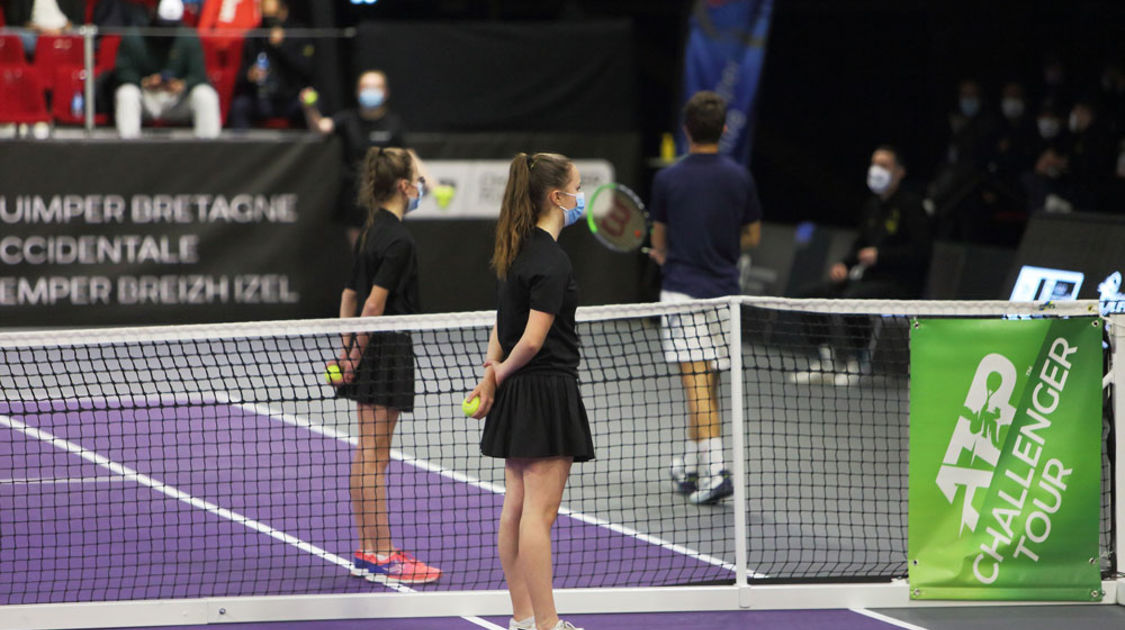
659,290,730,369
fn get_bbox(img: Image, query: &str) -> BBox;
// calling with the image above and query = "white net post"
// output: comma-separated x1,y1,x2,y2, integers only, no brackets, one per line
1113,314,1125,605
728,298,750,602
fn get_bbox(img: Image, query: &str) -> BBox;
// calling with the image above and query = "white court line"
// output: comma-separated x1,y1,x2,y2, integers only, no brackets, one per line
0,476,129,485
850,607,930,630
0,412,504,630
218,394,763,577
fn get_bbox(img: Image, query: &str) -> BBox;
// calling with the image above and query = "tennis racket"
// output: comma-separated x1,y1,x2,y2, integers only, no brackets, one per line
585,183,650,253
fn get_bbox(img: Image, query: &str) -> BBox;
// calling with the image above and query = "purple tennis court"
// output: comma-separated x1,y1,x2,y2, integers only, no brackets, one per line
1,396,733,606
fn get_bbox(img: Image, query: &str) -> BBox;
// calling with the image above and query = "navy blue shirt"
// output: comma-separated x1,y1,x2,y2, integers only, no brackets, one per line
650,153,762,298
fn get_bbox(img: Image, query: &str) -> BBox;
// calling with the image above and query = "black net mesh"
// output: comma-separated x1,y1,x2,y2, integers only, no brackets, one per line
0,299,1116,609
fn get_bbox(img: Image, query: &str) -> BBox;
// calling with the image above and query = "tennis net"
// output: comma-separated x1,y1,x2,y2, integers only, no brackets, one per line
0,297,1118,626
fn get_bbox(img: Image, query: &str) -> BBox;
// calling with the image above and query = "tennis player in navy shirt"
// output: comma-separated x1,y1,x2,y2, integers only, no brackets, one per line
649,91,762,505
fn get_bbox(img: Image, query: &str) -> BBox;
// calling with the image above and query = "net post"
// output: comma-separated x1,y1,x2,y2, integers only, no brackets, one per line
1113,314,1125,604
728,297,750,600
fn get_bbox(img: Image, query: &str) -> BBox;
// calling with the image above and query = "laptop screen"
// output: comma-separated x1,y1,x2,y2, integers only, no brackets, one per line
1008,265,1085,301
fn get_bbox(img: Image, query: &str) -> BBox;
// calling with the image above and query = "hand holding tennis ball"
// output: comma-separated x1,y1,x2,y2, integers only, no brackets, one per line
462,395,480,417
324,363,343,386
300,87,319,107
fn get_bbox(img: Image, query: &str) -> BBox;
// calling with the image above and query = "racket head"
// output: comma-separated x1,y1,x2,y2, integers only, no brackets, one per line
585,183,648,252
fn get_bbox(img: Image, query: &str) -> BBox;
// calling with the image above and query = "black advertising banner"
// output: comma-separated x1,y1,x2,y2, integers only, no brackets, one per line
0,138,347,327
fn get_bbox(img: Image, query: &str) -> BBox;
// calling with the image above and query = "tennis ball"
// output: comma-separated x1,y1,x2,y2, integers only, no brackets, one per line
462,396,480,417
433,184,455,209
301,88,319,106
324,364,343,385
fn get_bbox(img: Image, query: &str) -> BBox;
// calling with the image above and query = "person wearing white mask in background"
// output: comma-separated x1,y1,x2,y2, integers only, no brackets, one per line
303,70,426,248
994,81,1038,188
945,79,996,169
790,146,932,386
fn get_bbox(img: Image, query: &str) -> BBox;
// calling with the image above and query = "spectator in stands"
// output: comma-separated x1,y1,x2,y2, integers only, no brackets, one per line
929,80,998,242
228,0,314,130
946,79,997,170
93,0,151,28
113,0,221,138
1038,53,1073,114
648,91,762,506
1064,98,1117,211
1105,139,1125,214
791,146,931,386
1097,59,1125,133
994,81,1037,186
2,0,84,56
303,70,409,248
1020,103,1071,215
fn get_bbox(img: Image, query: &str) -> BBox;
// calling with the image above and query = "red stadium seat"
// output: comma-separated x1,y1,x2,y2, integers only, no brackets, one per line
51,67,108,125
0,67,50,124
34,35,85,79
0,33,26,66
96,35,121,75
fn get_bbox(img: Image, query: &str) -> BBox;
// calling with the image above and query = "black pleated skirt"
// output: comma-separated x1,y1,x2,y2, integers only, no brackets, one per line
334,332,415,411
480,371,594,462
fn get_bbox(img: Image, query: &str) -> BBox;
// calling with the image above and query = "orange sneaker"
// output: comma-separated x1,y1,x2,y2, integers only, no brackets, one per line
366,550,442,584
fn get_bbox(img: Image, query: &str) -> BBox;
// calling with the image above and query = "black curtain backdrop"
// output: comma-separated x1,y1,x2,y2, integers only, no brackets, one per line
353,21,638,132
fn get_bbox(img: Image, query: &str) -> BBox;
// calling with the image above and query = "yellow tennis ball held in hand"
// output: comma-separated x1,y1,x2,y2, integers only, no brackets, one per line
324,364,343,385
462,396,480,417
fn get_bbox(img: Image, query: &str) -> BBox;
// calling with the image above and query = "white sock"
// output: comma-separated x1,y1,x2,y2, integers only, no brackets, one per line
683,440,699,475
698,437,724,478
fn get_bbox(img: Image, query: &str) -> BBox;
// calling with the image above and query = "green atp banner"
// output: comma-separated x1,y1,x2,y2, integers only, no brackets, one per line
909,318,1103,600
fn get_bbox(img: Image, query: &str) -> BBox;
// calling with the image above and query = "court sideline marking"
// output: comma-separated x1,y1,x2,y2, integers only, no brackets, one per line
220,395,761,577
0,412,504,630
850,607,930,630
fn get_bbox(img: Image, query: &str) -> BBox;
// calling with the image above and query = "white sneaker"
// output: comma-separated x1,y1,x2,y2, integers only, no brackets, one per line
831,356,870,386
688,470,734,505
550,621,584,630
788,345,834,384
670,456,699,494
509,617,534,630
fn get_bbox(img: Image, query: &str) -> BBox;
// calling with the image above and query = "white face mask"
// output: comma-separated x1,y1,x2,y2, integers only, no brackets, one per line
867,164,893,195
1038,117,1060,139
1001,97,1025,120
1068,112,1084,133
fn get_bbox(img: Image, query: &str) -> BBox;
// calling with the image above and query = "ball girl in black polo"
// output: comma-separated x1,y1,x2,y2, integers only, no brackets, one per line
331,146,441,585
468,152,594,630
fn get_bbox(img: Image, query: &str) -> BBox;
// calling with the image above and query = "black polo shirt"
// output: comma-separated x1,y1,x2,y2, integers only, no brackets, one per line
346,208,419,316
496,228,579,376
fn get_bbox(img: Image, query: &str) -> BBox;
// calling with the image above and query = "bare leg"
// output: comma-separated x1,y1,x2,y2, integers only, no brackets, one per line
499,459,533,623
679,360,719,441
350,403,400,553
513,456,572,630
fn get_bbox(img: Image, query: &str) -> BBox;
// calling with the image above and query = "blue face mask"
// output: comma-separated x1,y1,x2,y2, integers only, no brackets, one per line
559,191,586,227
406,180,424,213
358,88,385,110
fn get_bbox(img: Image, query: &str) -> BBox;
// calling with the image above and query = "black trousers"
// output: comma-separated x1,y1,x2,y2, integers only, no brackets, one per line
795,279,916,359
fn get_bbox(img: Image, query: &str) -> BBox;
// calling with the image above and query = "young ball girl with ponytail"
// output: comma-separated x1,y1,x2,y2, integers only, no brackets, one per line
331,146,441,585
467,152,594,630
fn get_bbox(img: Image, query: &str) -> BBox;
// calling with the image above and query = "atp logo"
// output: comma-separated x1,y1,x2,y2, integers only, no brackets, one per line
1099,271,1125,314
935,354,1018,534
